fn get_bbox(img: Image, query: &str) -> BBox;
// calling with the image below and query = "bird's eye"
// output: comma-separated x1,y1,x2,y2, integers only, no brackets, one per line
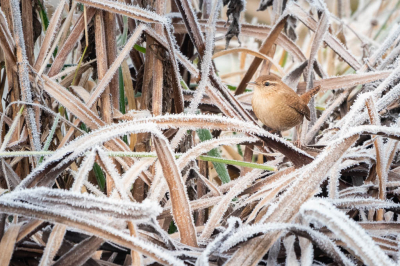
264,82,270,86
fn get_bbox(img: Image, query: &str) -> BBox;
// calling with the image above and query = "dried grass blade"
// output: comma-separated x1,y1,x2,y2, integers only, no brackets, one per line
88,24,146,108
197,218,240,265
127,222,142,266
95,10,112,124
17,115,310,188
366,97,386,221
76,0,166,23
212,48,285,76
123,114,314,167
121,60,137,149
104,11,118,110
16,219,43,242
158,196,224,220
0,9,14,48
362,24,400,72
241,167,295,196
33,0,66,70
153,135,198,247
10,0,40,151
247,174,296,224
173,0,205,55
58,64,93,88
281,60,308,90
305,91,350,144
225,133,360,266
301,11,330,142
47,7,96,77
42,75,105,129
288,3,361,70
154,135,253,204
0,106,23,151
144,27,199,77
71,150,96,191
0,10,16,66
177,136,258,170
151,1,166,117
0,200,184,266
21,0,34,64
8,187,161,220
2,159,21,190
235,15,288,95
297,71,392,93
200,169,263,240
187,0,221,115
37,1,78,77
121,61,136,111
162,26,185,113
192,168,221,196
0,223,22,266
204,82,241,118
121,158,156,189
384,119,400,173
174,20,307,62
96,147,129,200
52,236,103,266
301,200,394,266
221,223,355,266
306,11,329,85
39,224,67,266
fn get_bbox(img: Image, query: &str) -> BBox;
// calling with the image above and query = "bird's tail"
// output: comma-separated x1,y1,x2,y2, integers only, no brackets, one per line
300,85,321,104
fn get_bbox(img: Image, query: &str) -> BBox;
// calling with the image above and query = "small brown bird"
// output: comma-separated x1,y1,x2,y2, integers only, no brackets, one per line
250,74,320,131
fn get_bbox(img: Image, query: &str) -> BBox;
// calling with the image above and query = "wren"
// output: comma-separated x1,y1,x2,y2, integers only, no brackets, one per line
250,74,320,131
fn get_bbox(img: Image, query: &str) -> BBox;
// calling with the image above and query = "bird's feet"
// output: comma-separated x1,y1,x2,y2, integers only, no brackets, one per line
294,139,302,148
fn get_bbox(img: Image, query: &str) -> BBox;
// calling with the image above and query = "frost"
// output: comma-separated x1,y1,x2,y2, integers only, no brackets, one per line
335,64,400,138
0,101,85,141
0,9,14,47
330,197,400,210
306,0,328,12
77,0,167,24
96,146,129,200
176,135,257,169
266,238,281,266
220,222,355,266
283,235,299,266
70,150,96,191
328,161,342,199
121,158,156,189
187,0,221,113
10,0,41,152
34,0,66,69
282,60,308,91
301,199,395,266
200,168,263,240
196,217,241,266
17,123,162,189
368,24,400,69
0,197,184,266
3,187,162,221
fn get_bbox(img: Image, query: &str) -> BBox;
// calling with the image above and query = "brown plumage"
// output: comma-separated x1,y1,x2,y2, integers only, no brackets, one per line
250,74,321,131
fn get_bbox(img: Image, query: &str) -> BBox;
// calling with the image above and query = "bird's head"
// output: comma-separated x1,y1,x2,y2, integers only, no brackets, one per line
247,74,282,91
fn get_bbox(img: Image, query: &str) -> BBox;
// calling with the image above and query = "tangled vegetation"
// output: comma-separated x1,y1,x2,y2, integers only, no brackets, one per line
1,0,400,265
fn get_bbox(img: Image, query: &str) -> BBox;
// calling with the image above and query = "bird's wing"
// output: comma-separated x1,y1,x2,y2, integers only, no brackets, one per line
288,100,311,120
281,91,311,120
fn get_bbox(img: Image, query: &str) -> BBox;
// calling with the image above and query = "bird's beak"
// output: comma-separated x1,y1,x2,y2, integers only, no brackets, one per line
247,82,256,86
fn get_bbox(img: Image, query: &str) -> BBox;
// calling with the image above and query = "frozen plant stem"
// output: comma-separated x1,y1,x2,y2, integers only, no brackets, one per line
0,151,275,171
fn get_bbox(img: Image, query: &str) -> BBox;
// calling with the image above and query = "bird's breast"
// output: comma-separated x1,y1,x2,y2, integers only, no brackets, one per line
252,90,303,131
